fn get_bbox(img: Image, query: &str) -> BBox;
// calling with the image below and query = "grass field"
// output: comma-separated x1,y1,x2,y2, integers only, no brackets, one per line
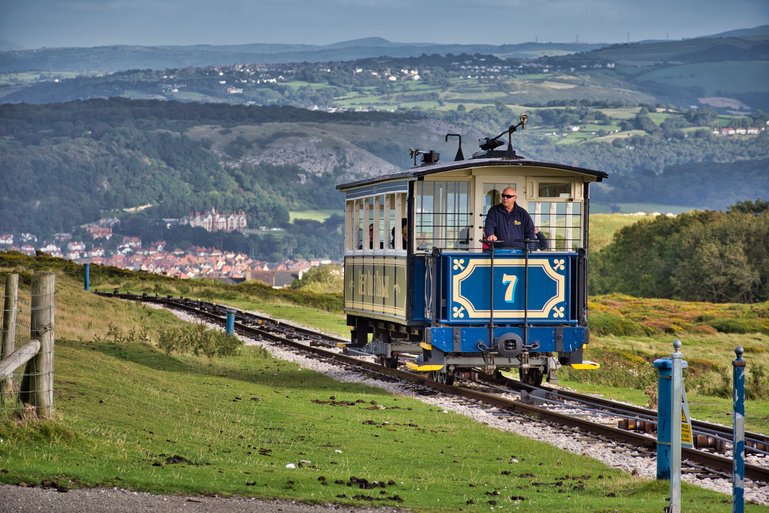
590,203,695,215
289,209,338,222
590,213,657,250
635,61,769,96
2,256,768,511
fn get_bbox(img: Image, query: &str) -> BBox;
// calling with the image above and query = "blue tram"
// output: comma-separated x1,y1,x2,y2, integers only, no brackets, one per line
337,117,608,385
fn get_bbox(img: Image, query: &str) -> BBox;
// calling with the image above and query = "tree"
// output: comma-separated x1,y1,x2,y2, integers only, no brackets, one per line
291,264,343,294
592,207,769,303
728,199,769,215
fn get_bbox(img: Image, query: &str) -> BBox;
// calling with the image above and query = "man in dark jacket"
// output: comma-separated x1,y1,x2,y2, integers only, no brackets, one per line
484,187,535,249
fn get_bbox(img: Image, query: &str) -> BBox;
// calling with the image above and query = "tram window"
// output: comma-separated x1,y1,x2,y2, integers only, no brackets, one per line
361,196,386,251
346,193,407,253
530,201,583,251
375,195,385,250
352,199,365,251
415,180,471,251
539,182,571,198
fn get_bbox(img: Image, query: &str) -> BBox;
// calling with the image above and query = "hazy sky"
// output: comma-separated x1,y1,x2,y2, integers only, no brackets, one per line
1,0,768,49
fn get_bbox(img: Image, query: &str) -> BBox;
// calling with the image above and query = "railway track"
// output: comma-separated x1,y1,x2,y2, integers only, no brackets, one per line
497,377,769,454
98,291,769,484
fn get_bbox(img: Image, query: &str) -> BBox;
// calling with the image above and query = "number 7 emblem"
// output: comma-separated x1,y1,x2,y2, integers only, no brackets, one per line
502,273,518,303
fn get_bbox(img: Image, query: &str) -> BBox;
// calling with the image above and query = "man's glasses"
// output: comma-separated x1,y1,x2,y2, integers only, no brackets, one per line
501,194,517,199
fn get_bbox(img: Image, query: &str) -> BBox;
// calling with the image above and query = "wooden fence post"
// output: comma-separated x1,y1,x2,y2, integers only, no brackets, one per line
20,272,55,418
1,273,19,398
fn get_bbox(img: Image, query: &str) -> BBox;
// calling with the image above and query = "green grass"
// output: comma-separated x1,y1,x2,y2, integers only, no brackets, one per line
591,203,695,215
635,61,769,96
598,107,641,120
3,256,769,511
6,336,760,512
590,213,657,250
289,209,338,222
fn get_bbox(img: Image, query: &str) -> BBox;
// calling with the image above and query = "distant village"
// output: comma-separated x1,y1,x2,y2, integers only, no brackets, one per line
0,207,334,288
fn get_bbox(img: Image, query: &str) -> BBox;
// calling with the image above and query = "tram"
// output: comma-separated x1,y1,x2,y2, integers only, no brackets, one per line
337,116,607,384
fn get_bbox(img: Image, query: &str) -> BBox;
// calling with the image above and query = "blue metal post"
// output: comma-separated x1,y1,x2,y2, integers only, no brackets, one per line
733,346,745,513
225,309,236,335
654,356,673,480
669,340,683,513
83,263,90,291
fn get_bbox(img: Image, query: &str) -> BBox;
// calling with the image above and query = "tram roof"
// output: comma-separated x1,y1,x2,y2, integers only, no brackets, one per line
336,157,608,192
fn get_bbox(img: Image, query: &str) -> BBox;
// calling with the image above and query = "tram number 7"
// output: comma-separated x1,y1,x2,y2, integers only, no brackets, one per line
502,273,518,303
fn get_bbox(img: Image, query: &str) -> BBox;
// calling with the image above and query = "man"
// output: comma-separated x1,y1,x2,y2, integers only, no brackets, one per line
484,187,535,249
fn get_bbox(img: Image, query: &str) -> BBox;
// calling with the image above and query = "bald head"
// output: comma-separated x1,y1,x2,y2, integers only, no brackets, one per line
500,187,517,211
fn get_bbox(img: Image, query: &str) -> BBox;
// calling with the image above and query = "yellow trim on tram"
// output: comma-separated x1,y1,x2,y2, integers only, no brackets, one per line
405,361,445,372
570,361,600,370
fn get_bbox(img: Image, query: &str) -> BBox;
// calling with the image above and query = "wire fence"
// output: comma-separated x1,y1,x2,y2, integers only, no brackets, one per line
1,273,55,420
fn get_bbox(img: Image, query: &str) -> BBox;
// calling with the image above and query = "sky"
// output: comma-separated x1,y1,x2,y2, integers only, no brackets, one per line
1,0,768,49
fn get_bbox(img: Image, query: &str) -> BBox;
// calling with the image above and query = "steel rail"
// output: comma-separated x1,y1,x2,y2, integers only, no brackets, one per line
487,375,769,453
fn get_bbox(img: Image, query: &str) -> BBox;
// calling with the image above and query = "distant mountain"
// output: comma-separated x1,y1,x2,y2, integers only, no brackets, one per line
325,37,403,48
3,31,766,112
543,31,769,66
0,39,24,51
0,38,606,74
703,25,769,39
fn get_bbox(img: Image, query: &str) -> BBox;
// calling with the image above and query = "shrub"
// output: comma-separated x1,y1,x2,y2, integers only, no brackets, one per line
559,350,656,392
156,322,242,358
588,312,645,336
747,365,769,401
707,317,765,334
685,370,731,398
104,323,150,345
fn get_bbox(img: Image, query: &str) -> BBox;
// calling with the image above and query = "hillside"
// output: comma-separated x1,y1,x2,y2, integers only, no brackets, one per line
1,99,767,247
1,29,768,260
540,29,769,111
0,39,605,73
0,99,477,236
1,31,767,113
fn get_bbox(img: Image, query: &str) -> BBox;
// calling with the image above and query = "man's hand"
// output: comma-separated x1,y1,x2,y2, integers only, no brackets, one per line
486,234,498,242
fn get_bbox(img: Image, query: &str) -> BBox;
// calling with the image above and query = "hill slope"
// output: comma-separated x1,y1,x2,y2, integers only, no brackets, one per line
0,99,479,235
0,39,605,73
2,98,768,239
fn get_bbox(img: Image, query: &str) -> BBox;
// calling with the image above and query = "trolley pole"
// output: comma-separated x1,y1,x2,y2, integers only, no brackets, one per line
733,346,745,513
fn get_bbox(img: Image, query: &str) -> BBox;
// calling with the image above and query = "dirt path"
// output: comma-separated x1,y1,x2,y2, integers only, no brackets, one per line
0,484,410,513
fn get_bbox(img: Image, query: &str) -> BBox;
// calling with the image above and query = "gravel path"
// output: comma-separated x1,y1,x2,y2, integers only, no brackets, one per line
0,484,409,513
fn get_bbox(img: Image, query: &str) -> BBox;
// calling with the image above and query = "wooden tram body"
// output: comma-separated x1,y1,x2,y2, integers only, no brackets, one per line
337,127,607,384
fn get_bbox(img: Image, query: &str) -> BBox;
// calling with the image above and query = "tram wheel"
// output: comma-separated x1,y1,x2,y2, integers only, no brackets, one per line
377,355,399,369
519,368,544,386
430,368,455,386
